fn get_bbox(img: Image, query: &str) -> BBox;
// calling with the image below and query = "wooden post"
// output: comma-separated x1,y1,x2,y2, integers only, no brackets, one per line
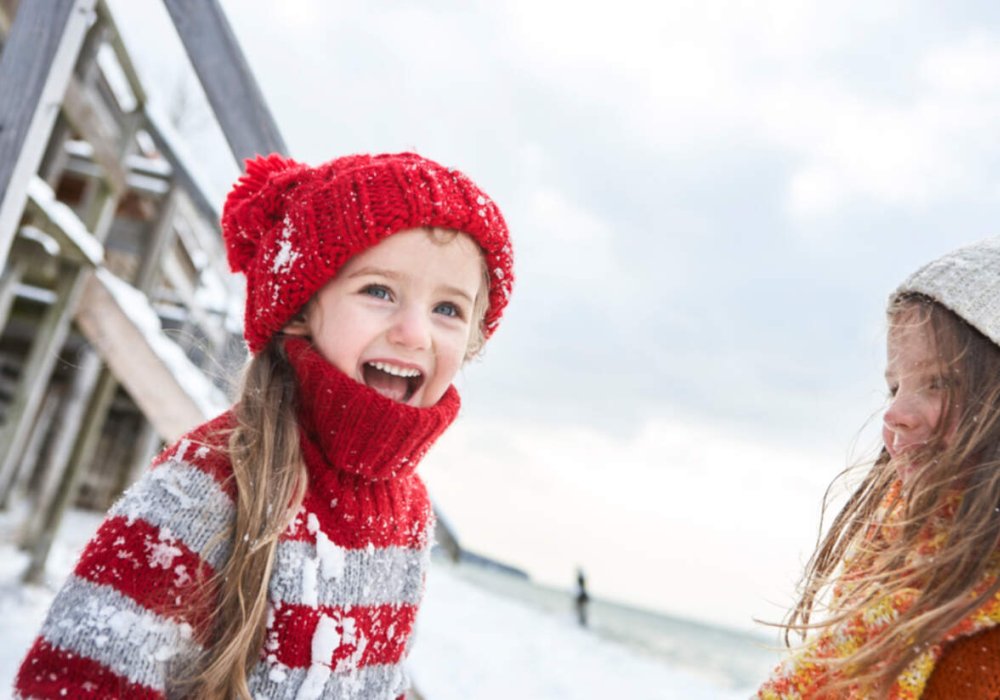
45,355,113,501
83,185,178,504
62,79,129,197
0,263,88,506
0,0,97,271
10,387,62,505
0,0,14,35
132,186,179,294
21,353,106,583
19,348,102,559
95,0,148,108
0,255,26,334
142,107,220,223
89,408,137,507
162,0,286,163
119,417,161,494
17,136,134,558
37,99,143,517
37,113,74,188
47,178,173,523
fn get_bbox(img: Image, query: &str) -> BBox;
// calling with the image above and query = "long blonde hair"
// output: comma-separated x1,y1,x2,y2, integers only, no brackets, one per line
190,230,491,698
783,294,1000,693
190,338,308,698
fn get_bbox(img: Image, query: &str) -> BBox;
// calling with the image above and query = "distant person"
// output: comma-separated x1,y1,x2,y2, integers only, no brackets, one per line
15,153,515,699
575,567,591,627
758,238,1000,698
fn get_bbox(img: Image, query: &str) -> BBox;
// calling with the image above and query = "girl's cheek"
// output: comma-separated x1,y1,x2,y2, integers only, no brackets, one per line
941,407,961,446
882,424,897,458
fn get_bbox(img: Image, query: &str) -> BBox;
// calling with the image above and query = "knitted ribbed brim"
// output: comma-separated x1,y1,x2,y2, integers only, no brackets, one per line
892,236,1000,348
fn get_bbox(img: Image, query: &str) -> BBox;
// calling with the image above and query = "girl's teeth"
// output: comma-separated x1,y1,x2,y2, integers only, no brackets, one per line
368,361,421,378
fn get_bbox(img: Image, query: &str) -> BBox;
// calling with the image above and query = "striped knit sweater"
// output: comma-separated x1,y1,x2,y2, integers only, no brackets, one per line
15,339,459,699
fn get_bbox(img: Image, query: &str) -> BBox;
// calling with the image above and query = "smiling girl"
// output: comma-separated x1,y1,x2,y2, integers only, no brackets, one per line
758,237,1000,699
15,153,514,699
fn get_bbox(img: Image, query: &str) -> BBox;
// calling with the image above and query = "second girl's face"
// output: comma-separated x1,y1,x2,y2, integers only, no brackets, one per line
289,228,484,408
882,312,952,483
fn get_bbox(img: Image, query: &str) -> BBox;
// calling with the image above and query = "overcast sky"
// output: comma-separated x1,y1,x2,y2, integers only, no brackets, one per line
107,0,1000,632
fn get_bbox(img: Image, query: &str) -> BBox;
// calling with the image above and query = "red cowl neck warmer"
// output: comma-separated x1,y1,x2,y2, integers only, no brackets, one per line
285,337,461,482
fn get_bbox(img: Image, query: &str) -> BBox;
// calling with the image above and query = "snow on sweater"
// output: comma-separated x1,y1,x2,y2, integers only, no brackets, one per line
15,339,461,699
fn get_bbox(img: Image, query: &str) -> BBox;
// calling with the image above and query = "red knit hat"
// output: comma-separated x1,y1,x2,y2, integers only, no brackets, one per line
221,152,514,354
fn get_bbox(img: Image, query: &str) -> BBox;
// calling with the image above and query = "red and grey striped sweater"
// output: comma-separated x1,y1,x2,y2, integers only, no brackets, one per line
15,339,459,699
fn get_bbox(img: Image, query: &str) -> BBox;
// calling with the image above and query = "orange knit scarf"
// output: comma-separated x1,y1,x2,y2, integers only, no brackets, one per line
758,483,1000,699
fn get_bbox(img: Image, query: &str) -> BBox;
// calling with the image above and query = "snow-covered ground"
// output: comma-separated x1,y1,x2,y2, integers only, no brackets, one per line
0,508,755,699
0,507,106,692
411,564,754,699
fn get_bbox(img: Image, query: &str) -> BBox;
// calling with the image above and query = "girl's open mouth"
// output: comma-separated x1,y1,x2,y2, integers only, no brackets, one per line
362,361,424,404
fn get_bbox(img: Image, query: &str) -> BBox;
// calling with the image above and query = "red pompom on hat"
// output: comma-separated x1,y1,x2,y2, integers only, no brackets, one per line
221,152,514,354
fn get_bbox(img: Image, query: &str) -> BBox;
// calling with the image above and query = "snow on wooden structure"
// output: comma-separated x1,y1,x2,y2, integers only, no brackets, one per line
0,0,462,585
0,0,257,581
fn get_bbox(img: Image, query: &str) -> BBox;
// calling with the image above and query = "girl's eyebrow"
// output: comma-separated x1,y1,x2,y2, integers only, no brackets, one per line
884,358,939,379
347,266,402,280
441,285,474,303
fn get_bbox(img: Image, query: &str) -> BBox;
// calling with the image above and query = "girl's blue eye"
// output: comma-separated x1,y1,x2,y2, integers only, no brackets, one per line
927,375,949,391
362,285,391,300
434,302,460,318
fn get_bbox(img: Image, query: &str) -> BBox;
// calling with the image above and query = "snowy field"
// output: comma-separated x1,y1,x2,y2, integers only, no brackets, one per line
410,565,755,700
0,508,755,699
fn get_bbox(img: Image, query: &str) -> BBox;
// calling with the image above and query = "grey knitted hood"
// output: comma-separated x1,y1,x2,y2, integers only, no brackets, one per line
892,236,1000,348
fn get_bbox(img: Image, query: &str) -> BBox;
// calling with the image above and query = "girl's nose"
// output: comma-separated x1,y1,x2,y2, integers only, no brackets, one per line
884,394,915,431
388,306,431,350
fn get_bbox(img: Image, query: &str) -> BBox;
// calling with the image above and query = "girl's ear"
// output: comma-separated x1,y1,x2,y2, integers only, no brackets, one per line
282,312,311,337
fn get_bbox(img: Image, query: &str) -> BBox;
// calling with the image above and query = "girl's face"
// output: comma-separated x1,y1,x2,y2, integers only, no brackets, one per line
287,228,484,407
882,312,951,483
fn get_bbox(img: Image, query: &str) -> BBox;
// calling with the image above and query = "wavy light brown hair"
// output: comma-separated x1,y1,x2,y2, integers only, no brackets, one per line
782,294,1000,694
188,338,307,698
189,229,490,698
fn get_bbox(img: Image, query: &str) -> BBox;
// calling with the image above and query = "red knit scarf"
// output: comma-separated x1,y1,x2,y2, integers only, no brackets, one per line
758,482,1000,699
285,337,460,482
